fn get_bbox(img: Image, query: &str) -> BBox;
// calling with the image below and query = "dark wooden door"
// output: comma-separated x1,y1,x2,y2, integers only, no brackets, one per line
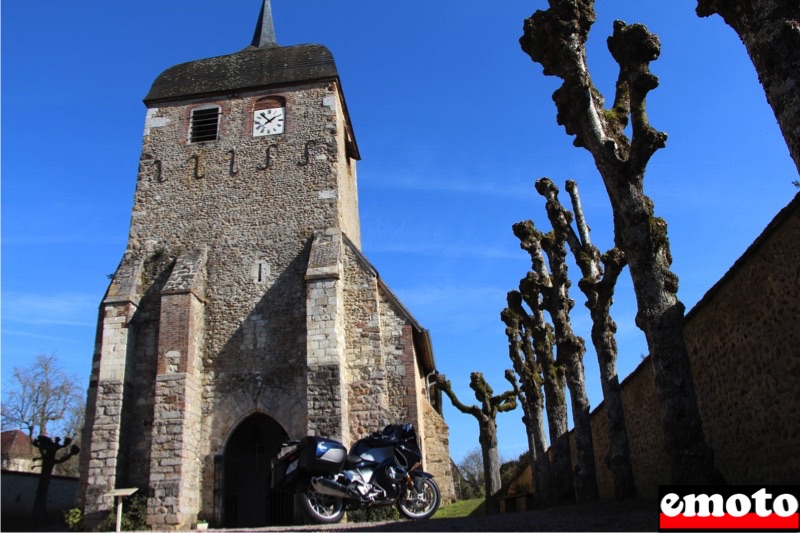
222,414,293,527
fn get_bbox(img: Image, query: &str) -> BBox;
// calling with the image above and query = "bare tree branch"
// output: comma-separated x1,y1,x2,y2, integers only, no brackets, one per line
511,215,598,502
535,177,636,498
1,353,82,439
434,372,516,513
520,0,724,485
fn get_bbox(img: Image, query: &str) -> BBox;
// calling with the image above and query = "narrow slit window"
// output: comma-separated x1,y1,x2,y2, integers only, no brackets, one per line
190,107,220,143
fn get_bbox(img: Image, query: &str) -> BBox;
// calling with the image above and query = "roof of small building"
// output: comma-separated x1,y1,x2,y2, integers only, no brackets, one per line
144,43,339,104
1,430,34,459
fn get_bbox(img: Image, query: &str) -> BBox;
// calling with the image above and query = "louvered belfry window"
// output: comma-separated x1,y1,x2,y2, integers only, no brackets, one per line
190,106,220,143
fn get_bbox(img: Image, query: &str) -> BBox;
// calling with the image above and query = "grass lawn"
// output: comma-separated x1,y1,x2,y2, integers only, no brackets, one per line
434,498,486,519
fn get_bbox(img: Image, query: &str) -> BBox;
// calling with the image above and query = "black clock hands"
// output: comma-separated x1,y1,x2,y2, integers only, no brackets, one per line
258,111,280,124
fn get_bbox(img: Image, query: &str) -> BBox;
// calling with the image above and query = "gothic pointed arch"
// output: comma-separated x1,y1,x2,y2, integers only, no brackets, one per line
217,413,293,527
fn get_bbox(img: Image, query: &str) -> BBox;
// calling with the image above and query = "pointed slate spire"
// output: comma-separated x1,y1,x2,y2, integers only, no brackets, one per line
251,0,277,47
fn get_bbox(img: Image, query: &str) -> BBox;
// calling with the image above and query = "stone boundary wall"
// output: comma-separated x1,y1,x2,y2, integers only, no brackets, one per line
510,193,799,502
580,192,799,500
1,471,78,520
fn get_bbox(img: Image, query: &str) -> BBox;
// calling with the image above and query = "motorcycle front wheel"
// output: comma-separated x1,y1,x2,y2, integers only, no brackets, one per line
298,478,345,524
397,476,441,520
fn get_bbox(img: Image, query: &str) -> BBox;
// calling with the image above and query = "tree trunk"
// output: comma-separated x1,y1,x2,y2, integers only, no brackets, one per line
32,460,54,523
538,178,637,499
589,275,636,499
30,436,80,524
520,1,725,485
480,419,502,515
516,281,574,502
503,355,551,506
544,368,573,502
518,220,599,502
550,300,598,502
562,348,597,502
515,343,552,505
434,373,516,513
697,1,800,175
606,171,719,484
525,407,552,505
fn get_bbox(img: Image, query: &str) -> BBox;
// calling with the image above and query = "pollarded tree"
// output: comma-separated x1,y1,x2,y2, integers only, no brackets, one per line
499,305,552,505
512,220,599,502
697,1,800,175
31,436,80,523
1,354,83,524
434,372,516,514
504,291,573,503
535,177,635,499
520,0,724,485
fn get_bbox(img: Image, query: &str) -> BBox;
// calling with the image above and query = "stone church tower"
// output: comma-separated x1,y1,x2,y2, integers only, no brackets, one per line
78,2,455,528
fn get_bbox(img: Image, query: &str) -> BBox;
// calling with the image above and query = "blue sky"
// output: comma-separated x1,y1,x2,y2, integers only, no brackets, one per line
2,1,797,464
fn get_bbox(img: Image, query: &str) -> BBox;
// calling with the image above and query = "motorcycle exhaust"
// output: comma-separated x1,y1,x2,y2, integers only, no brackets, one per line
311,476,351,499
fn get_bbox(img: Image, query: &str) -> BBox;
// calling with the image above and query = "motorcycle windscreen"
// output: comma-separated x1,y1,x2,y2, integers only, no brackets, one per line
354,446,394,464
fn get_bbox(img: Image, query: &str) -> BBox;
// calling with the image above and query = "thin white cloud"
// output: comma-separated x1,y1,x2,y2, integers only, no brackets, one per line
0,328,83,344
1,234,124,246
391,285,504,310
2,293,97,327
362,173,532,198
367,241,521,260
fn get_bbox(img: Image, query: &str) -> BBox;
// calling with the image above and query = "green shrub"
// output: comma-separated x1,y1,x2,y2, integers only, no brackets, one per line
100,493,148,532
64,507,83,532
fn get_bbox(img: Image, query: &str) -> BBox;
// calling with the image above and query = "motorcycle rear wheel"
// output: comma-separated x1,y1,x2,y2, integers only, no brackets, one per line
397,476,440,520
298,478,345,524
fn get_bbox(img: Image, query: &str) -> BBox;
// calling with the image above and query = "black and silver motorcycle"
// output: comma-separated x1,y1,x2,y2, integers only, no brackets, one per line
271,423,441,524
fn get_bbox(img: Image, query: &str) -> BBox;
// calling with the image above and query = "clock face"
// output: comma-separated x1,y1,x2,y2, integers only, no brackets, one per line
253,107,285,136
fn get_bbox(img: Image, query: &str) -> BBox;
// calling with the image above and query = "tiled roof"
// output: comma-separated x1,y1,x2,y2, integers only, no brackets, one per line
1,430,34,458
144,44,339,104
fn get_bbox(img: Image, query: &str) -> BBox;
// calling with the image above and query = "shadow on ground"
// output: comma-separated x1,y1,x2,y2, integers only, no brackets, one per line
238,499,659,532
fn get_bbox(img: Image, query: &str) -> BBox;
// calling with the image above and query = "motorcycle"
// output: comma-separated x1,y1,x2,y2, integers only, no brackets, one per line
271,423,441,524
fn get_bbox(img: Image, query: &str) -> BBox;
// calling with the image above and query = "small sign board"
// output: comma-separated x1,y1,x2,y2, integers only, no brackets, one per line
106,487,139,533
106,488,139,497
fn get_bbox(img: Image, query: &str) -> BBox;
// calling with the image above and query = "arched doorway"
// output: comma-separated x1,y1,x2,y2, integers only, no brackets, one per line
221,413,294,527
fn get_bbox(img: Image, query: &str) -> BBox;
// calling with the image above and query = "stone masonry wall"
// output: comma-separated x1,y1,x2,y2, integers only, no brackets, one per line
422,400,457,503
146,250,207,528
118,250,174,491
340,238,457,501
306,230,349,444
684,195,800,485
80,249,173,526
610,193,800,498
332,95,361,248
510,194,799,502
80,301,137,521
381,301,416,428
343,244,390,442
